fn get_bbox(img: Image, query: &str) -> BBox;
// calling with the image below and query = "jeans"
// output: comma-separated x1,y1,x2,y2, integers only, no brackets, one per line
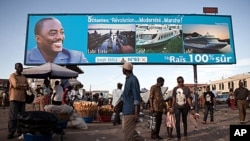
113,112,121,124
151,111,163,138
203,105,214,122
174,107,189,139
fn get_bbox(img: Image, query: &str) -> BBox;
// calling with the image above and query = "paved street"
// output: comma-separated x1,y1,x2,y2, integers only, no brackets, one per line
0,104,249,141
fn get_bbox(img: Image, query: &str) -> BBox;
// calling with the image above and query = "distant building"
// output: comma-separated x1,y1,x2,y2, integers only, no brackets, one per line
168,83,207,95
168,72,250,94
209,72,250,94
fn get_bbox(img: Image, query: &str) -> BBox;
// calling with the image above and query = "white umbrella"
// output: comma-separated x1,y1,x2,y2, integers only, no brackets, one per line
140,87,168,103
22,62,79,79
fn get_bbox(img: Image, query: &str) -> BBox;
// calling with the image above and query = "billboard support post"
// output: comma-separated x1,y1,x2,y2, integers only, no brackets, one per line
193,64,199,114
193,7,220,115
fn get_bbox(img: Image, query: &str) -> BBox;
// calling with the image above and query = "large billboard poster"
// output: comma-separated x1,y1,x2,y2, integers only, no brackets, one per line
24,13,236,65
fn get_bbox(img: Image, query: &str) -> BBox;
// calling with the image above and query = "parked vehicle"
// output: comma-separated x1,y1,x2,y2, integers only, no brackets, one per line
216,94,229,104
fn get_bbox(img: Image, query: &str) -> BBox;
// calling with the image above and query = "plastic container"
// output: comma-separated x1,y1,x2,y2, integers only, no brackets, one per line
83,117,93,123
99,116,111,122
24,133,52,141
57,121,68,129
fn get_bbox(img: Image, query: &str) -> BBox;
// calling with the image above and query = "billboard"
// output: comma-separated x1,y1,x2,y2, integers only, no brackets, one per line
24,13,236,65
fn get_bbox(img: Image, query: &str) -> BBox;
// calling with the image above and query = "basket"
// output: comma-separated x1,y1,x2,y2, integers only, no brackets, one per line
76,110,97,118
55,113,71,121
54,113,70,129
73,101,98,117
98,105,113,117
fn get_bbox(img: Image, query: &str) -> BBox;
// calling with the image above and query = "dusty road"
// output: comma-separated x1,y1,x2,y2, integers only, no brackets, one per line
0,104,249,141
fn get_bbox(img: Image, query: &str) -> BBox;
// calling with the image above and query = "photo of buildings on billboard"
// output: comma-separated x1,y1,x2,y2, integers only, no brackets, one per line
24,14,236,65
183,24,231,54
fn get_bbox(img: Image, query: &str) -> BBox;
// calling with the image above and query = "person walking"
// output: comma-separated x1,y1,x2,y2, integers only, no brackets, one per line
229,88,235,110
40,79,52,110
165,97,175,140
234,80,249,124
211,87,218,110
2,90,8,109
149,77,165,140
51,80,64,105
112,82,123,126
120,62,141,141
7,63,29,139
171,76,194,141
62,87,71,105
201,86,216,124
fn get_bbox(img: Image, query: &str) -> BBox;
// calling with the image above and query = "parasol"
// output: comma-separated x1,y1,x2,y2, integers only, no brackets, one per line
22,62,79,79
140,87,168,103
68,79,83,88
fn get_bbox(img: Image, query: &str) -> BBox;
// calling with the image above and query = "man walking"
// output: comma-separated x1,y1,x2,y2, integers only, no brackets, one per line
234,81,249,124
149,77,165,140
201,86,216,124
112,82,123,126
120,62,141,141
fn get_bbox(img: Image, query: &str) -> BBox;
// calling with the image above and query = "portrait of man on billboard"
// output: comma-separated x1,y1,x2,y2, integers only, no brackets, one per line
25,17,88,65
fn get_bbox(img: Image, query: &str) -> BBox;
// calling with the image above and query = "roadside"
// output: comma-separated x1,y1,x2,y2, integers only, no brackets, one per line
0,104,249,141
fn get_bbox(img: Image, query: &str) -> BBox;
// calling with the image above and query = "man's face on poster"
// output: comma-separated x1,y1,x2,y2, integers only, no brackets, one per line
36,19,65,53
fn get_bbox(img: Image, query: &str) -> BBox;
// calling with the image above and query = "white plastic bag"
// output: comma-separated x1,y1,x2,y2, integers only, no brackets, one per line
68,111,88,129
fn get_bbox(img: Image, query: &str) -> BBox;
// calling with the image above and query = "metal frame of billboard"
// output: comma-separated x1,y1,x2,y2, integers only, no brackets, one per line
24,13,236,66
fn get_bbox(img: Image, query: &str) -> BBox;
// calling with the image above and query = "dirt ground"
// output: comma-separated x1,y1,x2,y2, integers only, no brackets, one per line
0,104,249,141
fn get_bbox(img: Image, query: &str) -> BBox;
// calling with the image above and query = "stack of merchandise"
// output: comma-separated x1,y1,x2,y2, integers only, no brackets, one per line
98,105,113,122
73,101,98,123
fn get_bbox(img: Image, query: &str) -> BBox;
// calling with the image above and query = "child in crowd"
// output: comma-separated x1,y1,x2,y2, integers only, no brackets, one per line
165,97,175,140
229,88,235,110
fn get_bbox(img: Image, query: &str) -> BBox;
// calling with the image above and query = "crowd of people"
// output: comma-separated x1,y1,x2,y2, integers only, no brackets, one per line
4,62,250,141
5,62,98,140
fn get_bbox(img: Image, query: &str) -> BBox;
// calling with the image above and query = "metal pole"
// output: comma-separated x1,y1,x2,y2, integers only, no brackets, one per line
193,64,199,114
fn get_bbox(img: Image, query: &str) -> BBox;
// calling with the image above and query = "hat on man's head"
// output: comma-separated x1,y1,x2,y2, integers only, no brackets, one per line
122,61,133,70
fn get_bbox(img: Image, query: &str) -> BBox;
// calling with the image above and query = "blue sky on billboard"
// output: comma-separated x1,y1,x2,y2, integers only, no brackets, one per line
0,0,250,92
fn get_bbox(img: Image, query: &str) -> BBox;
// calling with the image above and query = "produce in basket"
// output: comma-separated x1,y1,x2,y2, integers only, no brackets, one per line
99,105,113,116
73,101,98,117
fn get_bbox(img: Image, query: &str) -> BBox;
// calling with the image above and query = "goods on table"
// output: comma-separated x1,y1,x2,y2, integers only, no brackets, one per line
73,101,98,117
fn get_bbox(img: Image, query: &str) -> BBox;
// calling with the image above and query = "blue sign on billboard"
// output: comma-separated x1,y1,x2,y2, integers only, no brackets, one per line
24,13,236,65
